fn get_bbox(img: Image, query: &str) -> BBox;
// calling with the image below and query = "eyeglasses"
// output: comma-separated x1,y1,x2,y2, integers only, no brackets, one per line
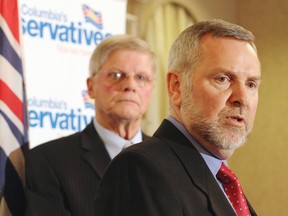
102,71,153,88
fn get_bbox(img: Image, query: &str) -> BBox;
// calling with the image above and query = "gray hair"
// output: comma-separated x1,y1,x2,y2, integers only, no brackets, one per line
168,19,257,75
89,34,156,76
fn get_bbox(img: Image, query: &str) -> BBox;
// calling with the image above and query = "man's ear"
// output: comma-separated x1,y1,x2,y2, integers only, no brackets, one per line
167,71,181,107
86,77,95,99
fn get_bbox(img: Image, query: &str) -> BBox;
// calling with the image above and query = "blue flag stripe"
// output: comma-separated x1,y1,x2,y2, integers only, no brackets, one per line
0,110,24,146
0,27,23,75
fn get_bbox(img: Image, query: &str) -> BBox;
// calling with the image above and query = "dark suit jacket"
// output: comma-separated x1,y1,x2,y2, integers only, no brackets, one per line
25,121,149,216
95,120,257,216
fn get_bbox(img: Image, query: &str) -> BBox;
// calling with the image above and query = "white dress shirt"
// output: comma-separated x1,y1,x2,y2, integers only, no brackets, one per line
93,118,142,159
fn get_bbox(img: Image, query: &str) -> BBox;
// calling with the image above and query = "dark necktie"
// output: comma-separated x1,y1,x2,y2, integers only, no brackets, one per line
216,162,251,216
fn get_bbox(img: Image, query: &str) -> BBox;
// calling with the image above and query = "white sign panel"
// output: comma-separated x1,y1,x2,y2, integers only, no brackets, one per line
19,0,127,148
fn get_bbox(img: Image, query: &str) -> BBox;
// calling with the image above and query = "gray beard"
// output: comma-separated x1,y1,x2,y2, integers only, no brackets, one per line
182,100,251,150
190,116,249,150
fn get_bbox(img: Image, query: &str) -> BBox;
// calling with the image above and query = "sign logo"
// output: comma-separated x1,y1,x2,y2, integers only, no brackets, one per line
82,4,103,29
82,90,95,109
21,3,111,46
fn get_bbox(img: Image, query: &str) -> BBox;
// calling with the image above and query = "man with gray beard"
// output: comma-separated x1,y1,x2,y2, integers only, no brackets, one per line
95,19,260,216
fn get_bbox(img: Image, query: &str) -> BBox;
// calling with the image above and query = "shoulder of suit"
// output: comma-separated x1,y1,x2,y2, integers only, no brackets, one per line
30,130,83,154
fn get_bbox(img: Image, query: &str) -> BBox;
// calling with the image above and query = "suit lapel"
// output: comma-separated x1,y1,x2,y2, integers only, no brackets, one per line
246,197,257,216
154,120,236,215
80,122,111,178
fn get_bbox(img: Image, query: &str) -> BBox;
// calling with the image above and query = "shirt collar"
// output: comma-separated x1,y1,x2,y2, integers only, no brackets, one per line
93,118,142,159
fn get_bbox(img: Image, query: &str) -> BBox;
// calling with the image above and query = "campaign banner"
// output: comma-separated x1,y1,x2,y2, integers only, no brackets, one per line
19,0,127,148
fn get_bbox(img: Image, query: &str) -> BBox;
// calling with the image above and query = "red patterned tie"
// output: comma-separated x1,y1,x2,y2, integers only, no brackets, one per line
216,162,251,216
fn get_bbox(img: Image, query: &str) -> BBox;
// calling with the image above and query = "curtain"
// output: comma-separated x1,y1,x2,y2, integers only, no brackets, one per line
141,2,194,135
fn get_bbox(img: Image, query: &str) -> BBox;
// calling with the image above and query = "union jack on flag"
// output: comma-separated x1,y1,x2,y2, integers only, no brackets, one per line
0,0,29,215
82,4,103,29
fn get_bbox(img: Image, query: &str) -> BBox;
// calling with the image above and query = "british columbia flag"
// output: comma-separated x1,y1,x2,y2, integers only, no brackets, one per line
0,0,29,215
82,90,95,110
82,4,103,29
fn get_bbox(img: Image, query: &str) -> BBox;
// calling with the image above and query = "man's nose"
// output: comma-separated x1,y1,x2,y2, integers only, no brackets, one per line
229,83,248,107
121,75,138,91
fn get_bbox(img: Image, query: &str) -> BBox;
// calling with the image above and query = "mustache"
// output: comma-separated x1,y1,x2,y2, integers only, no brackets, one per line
220,107,248,119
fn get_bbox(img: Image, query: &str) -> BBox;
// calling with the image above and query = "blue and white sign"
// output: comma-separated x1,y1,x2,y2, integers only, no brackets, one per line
19,0,127,148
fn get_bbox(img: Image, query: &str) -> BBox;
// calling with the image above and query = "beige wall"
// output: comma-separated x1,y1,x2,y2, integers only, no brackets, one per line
127,0,237,36
230,1,288,215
